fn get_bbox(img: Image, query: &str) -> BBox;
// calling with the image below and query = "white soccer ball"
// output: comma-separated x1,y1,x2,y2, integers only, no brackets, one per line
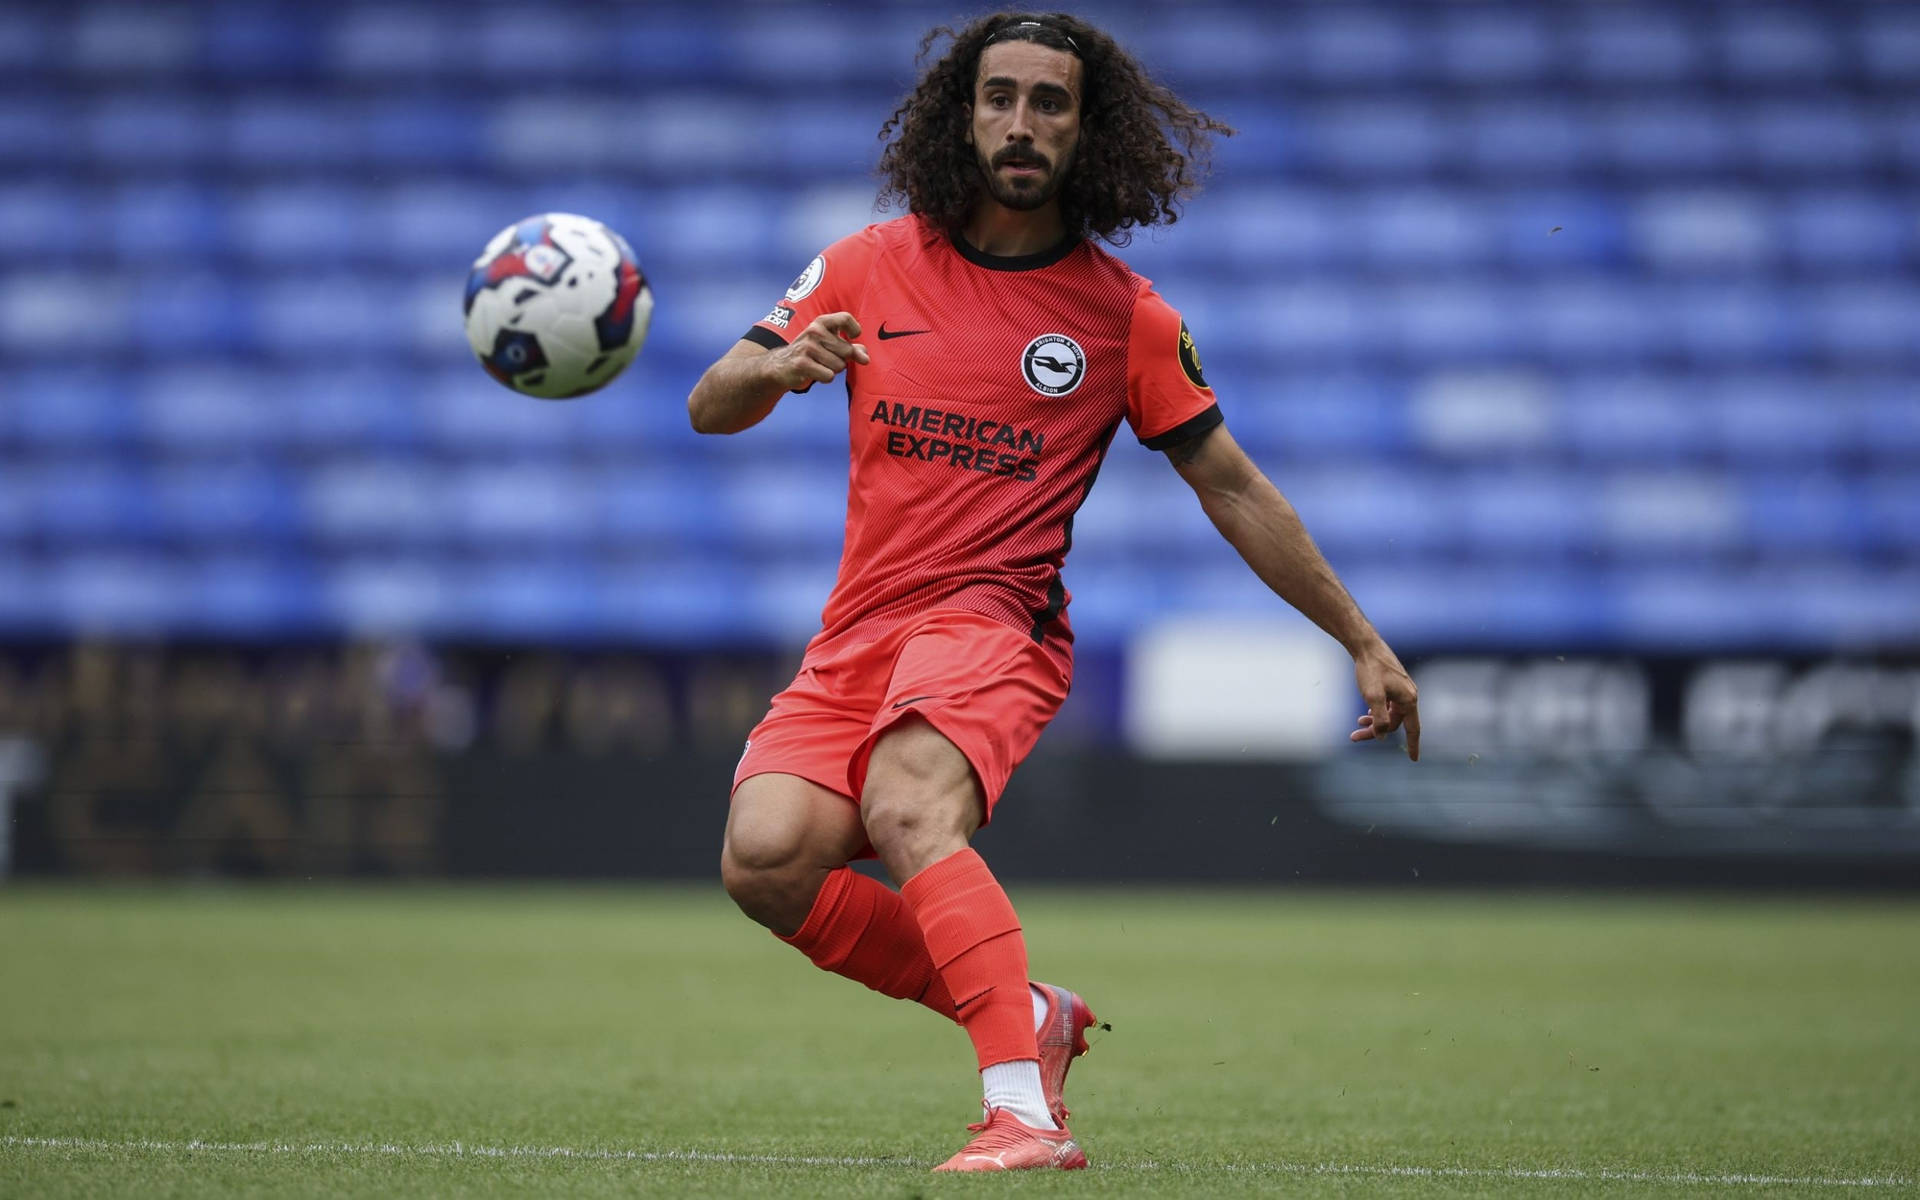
463,212,654,399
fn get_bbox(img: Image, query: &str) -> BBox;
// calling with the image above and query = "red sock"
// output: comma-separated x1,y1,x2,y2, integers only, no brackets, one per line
778,867,957,1022
900,847,1038,1070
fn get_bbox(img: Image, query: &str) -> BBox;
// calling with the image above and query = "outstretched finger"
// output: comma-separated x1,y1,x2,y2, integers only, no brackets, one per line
816,311,862,340
1403,706,1421,761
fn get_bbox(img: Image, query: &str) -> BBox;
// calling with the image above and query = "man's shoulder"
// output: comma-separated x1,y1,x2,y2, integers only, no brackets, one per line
1074,238,1155,298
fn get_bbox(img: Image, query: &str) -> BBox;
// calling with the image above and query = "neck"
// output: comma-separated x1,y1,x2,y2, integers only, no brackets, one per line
960,201,1067,258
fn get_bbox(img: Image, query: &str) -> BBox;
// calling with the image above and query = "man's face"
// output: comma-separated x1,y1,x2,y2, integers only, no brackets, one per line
967,40,1083,213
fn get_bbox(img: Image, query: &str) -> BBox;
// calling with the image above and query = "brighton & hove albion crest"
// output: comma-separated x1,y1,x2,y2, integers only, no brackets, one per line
1021,333,1086,396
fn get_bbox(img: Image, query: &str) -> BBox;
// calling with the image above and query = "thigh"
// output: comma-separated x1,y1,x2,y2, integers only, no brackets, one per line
724,772,871,873
852,611,1071,825
733,661,875,802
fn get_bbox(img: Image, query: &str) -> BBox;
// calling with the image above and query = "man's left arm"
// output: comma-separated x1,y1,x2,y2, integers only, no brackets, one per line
1164,422,1421,760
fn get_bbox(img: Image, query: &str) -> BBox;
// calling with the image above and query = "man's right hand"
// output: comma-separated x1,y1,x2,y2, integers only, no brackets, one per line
764,312,870,391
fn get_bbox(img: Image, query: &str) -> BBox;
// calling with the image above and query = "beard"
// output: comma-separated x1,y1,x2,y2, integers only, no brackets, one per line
977,142,1074,211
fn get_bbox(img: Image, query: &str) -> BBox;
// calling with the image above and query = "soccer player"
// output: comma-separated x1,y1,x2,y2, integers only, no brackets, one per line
687,11,1420,1172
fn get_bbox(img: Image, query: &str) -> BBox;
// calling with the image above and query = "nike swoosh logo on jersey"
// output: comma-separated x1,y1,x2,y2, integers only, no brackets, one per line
877,323,931,340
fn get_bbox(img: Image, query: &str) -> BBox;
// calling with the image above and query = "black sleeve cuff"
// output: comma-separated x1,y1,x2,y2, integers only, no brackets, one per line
741,325,788,350
1141,403,1223,450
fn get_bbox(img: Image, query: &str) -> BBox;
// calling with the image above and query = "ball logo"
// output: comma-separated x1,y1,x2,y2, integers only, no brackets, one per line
1021,333,1086,396
521,243,566,283
785,255,825,303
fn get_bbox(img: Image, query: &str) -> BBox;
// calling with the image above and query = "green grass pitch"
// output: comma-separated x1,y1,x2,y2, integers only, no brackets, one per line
1,884,1915,1197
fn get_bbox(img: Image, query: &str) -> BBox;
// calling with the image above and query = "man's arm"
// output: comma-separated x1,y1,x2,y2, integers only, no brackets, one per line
1165,422,1421,759
687,312,869,435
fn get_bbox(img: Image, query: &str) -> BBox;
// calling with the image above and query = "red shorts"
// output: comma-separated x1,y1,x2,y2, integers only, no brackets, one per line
732,609,1071,824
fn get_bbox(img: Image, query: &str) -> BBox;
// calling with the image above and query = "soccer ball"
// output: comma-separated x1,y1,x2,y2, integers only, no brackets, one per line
463,212,654,399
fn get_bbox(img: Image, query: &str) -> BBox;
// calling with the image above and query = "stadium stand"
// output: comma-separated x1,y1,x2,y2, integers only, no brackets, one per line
0,2,1912,648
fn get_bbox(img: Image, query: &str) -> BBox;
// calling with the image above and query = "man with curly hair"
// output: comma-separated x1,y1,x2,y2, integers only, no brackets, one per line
688,11,1420,1172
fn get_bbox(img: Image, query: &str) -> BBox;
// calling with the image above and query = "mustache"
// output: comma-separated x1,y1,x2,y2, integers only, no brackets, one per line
991,147,1050,170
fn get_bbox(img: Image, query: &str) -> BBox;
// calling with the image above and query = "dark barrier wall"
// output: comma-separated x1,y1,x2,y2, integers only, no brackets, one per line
10,744,1917,889
3,643,1914,887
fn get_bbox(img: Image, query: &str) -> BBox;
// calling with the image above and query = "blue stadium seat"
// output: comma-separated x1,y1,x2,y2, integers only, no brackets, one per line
278,369,421,450
305,460,452,546
1498,191,1627,268
1390,281,1518,361
107,182,224,265
718,467,850,555
71,7,198,76
1661,282,1798,364
1302,101,1452,177
204,8,321,78
1743,102,1880,176
84,97,212,166
1631,190,1775,272
324,8,450,79
1599,103,1736,176
50,551,190,634
0,102,77,167
1613,566,1792,648
1780,189,1910,269
31,461,158,543
182,555,324,634
1558,374,1716,463
152,463,302,542
1356,189,1497,270
1294,10,1416,85
1705,375,1847,463
131,273,252,357
1716,9,1842,82
445,463,593,550
1567,10,1703,83
1231,370,1410,461
138,367,286,450
1432,9,1553,83
228,101,363,169
1860,9,1920,81
1857,385,1920,465
1862,476,1920,554
1464,104,1593,178
0,469,30,541
1529,279,1663,363
0,11,51,76
1742,473,1867,557
3,0,1914,649
12,370,135,449
1598,470,1743,558
231,185,364,266
590,558,753,644
0,183,94,262
444,556,601,640
1458,470,1600,558
1148,11,1289,87
1804,283,1920,362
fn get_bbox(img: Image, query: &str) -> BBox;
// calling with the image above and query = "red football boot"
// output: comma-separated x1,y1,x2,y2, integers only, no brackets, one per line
1032,982,1099,1125
932,1108,1087,1172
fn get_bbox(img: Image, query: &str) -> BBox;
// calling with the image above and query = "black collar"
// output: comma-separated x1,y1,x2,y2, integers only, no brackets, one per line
949,229,1081,271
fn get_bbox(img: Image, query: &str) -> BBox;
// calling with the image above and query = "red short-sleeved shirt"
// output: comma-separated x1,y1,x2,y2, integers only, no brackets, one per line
743,213,1221,661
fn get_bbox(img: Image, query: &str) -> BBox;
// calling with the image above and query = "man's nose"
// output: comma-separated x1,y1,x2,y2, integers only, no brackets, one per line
1005,100,1037,141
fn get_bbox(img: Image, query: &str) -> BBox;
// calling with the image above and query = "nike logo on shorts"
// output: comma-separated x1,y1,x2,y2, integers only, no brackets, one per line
891,695,940,709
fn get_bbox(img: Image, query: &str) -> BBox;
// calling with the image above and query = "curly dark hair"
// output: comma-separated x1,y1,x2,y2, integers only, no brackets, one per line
876,11,1233,245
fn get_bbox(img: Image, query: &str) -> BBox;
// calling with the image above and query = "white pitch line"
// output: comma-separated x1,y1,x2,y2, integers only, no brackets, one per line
2,1135,1911,1189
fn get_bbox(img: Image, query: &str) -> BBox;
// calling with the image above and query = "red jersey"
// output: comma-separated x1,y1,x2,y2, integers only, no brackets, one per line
743,213,1221,659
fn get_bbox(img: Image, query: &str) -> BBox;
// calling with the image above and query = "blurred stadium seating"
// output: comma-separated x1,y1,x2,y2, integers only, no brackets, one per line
0,2,1914,650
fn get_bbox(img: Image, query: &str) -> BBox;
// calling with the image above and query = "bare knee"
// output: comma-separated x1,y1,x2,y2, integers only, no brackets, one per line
861,717,983,883
720,775,867,936
719,824,820,936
